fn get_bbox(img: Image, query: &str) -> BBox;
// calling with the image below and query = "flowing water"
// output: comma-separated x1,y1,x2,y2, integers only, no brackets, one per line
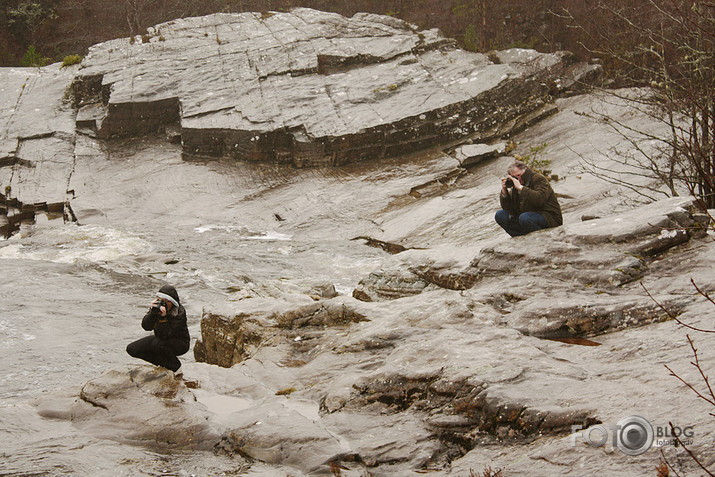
0,220,386,475
0,131,501,474
0,141,409,475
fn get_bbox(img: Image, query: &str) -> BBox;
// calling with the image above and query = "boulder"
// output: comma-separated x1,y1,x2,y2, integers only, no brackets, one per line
193,300,279,368
194,296,370,367
352,267,434,301
34,366,220,450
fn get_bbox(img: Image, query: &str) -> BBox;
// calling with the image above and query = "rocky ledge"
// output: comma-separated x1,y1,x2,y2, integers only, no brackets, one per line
353,196,708,337
181,196,713,475
5,8,713,477
71,8,598,166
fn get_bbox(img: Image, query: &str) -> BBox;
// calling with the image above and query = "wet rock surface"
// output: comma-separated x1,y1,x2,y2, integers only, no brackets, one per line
35,366,221,449
189,188,713,473
0,65,78,237
353,197,701,336
1,9,714,477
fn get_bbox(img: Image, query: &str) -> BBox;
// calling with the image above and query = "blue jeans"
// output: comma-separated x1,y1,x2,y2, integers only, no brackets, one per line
495,209,549,237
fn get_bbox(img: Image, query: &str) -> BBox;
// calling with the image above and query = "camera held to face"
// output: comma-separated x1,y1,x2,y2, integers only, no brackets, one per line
151,299,167,314
505,177,514,188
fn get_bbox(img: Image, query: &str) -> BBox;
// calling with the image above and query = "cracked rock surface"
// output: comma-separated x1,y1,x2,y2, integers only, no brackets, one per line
1,9,713,477
71,8,595,166
0,65,78,237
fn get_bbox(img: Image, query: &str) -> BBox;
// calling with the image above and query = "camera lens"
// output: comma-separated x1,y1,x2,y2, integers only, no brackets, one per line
151,299,166,312
505,178,514,188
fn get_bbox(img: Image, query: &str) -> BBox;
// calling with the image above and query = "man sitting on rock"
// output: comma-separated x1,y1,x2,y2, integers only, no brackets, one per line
495,160,562,237
126,285,190,376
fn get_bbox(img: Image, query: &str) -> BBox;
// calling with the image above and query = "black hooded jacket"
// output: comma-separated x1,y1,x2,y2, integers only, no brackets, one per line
141,285,190,354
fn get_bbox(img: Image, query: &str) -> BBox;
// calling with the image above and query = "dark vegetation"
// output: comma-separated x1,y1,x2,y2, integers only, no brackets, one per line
1,0,587,67
566,1,714,209
0,1,700,78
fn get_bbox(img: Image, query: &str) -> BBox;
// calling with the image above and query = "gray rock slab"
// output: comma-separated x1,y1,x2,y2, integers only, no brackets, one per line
214,400,350,474
34,365,221,450
10,136,75,207
321,411,440,469
565,196,696,244
0,69,29,157
0,65,77,143
454,142,507,167
0,64,77,234
71,8,594,166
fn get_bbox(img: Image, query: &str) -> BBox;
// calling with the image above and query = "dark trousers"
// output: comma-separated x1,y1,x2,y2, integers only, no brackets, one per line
495,209,549,237
126,335,188,372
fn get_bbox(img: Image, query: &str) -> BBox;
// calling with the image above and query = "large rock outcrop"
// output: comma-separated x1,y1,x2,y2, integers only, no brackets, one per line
2,8,713,477
176,289,602,472
0,9,599,238
0,65,78,237
353,197,704,338
71,8,598,166
189,195,714,474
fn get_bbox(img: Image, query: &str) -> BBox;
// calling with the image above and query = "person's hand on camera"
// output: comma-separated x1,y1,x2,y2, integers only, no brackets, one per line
508,175,523,191
150,299,167,317
500,177,509,195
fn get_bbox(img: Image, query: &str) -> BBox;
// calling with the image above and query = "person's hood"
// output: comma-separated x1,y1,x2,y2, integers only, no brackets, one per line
156,284,180,308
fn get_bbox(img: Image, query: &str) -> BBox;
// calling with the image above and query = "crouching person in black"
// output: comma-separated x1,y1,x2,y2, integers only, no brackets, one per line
126,285,190,376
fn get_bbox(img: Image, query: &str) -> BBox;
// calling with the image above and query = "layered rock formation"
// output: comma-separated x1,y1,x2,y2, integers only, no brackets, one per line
2,8,713,477
70,8,597,166
184,196,713,474
0,8,598,238
353,197,703,326
0,65,78,237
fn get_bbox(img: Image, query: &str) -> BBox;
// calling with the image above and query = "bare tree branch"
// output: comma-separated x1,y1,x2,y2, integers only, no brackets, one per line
660,447,684,477
668,421,715,476
641,282,715,333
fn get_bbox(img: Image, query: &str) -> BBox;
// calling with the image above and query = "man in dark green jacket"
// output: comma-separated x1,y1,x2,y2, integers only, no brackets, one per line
495,160,562,237
126,284,190,376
